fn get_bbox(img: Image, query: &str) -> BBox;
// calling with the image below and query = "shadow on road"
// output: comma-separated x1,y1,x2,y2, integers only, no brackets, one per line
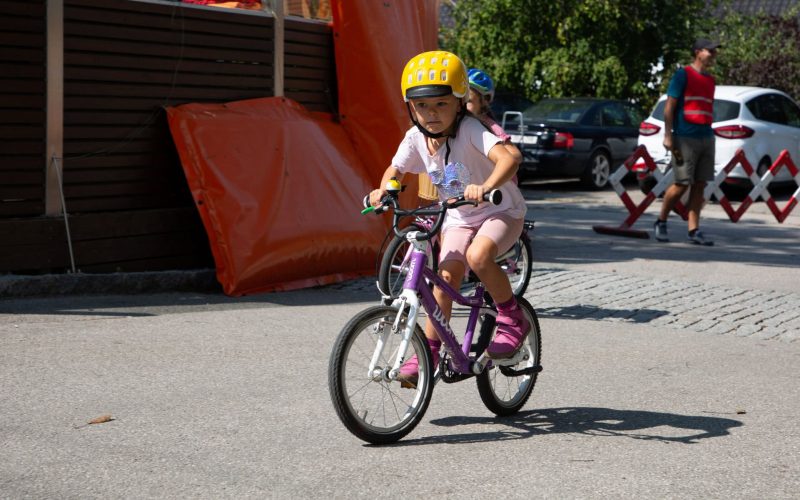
383,406,742,447
0,280,378,317
536,305,670,323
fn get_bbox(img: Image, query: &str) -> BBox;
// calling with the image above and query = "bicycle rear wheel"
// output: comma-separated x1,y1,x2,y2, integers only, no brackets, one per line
377,224,435,298
476,297,541,416
500,234,533,298
460,233,532,299
328,306,434,444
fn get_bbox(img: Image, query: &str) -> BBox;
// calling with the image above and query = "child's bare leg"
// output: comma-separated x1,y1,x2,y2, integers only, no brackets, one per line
466,236,512,302
468,235,529,358
424,260,465,341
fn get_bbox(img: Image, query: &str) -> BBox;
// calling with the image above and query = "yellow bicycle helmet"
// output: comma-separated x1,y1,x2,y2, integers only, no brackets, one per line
401,51,468,101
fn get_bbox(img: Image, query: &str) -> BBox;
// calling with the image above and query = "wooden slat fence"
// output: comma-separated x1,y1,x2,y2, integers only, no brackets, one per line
0,0,337,275
0,0,46,218
284,18,336,113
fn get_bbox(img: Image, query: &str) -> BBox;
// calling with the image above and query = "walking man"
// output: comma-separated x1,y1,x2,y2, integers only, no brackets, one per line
654,38,720,246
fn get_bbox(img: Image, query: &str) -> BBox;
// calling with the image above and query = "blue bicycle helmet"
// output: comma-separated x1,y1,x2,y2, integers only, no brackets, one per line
467,68,495,102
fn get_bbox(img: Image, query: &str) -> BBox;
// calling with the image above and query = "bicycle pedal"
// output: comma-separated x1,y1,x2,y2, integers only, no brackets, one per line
492,350,529,366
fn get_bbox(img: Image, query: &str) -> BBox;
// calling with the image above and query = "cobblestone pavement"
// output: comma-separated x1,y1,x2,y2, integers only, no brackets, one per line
328,267,800,344
524,268,800,343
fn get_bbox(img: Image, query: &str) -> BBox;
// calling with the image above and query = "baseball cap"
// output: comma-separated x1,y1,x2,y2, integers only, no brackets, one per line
692,38,721,52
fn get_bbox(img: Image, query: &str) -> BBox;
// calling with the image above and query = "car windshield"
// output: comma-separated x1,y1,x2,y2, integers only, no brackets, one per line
651,98,740,122
491,94,535,118
520,100,590,124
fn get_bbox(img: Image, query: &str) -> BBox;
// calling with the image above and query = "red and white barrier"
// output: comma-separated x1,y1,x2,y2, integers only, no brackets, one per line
594,146,686,238
707,149,762,222
594,146,799,239
763,150,800,223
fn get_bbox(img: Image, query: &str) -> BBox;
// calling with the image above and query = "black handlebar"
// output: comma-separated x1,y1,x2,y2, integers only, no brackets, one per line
364,188,504,241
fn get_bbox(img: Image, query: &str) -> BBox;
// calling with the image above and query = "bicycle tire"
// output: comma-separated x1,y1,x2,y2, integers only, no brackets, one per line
475,297,541,416
501,234,533,299
328,305,434,444
377,224,436,299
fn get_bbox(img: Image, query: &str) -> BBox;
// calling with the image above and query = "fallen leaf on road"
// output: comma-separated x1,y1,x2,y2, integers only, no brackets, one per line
88,414,115,425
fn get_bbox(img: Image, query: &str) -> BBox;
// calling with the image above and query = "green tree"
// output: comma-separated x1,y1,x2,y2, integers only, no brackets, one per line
441,0,718,109
714,6,800,99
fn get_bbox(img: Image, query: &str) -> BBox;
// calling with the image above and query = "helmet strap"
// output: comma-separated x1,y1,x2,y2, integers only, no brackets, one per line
405,101,467,141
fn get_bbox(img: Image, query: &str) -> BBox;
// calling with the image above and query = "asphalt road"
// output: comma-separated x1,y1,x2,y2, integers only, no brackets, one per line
1,180,799,498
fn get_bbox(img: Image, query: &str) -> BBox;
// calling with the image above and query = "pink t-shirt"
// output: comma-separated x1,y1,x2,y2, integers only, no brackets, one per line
391,116,527,230
478,114,511,142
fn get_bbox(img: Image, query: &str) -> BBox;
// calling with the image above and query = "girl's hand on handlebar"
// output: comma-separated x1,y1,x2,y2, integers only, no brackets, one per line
369,189,387,207
463,184,487,203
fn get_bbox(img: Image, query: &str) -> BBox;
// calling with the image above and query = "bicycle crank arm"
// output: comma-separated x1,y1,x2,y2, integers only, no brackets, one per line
499,364,544,377
439,371,474,384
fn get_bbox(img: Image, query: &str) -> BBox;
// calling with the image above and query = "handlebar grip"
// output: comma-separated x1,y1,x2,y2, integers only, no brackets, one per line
484,189,503,206
362,193,390,214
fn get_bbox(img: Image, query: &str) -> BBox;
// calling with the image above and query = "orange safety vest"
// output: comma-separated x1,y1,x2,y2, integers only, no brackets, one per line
682,66,715,125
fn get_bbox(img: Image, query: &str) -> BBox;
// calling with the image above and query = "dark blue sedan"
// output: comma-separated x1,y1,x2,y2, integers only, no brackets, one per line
500,98,646,189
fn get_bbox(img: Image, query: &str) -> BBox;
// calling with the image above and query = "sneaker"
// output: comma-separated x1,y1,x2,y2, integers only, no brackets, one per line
687,230,714,246
654,220,668,242
396,338,440,389
486,305,530,359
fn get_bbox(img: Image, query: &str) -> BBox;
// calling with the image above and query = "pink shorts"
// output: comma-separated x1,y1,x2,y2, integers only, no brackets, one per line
439,215,524,267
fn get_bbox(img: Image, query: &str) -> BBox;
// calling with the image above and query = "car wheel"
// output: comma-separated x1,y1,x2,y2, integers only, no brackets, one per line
756,157,771,179
581,150,611,189
723,157,772,200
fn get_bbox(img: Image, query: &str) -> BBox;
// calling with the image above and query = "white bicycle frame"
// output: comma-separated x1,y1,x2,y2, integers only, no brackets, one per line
367,234,425,381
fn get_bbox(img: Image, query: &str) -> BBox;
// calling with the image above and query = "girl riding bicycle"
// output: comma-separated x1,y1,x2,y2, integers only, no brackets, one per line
369,50,530,386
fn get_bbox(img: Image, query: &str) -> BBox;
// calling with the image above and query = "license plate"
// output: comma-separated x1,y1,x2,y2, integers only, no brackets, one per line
511,134,538,145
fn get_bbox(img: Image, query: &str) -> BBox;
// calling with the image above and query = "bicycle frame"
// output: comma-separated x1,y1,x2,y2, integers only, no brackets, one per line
368,230,495,381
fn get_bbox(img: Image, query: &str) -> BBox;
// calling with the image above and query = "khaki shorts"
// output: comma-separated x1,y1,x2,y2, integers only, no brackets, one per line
439,215,524,267
672,135,715,185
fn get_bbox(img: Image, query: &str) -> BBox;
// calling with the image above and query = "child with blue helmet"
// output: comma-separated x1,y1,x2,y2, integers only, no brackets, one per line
466,68,523,172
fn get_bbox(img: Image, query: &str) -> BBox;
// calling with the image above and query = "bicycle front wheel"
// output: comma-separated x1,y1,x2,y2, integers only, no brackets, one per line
328,306,434,444
476,297,541,416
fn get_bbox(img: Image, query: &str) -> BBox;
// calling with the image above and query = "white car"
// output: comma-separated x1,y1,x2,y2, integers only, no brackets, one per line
637,86,800,187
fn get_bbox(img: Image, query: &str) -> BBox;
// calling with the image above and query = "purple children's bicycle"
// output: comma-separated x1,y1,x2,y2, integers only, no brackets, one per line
328,187,542,444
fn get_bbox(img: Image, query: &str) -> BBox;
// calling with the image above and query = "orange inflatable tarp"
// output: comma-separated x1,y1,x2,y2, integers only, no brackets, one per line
332,0,439,203
166,97,385,296
166,2,438,295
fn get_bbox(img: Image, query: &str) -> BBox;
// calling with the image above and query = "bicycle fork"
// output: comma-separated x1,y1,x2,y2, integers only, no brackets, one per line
366,291,420,382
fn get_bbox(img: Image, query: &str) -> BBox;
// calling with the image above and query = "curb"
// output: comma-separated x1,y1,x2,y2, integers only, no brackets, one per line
0,269,220,299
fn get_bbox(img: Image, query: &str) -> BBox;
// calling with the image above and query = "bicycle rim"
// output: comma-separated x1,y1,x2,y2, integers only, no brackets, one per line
476,299,541,416
328,306,434,444
501,236,532,298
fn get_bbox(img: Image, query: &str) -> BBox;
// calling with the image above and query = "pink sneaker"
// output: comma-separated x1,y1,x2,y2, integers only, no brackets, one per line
486,300,530,359
396,338,441,389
